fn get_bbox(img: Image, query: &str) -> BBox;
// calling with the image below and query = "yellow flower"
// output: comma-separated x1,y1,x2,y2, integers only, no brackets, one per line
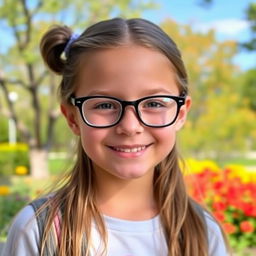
15,166,29,175
225,164,256,183
184,158,220,175
0,185,10,196
0,143,28,151
182,158,256,184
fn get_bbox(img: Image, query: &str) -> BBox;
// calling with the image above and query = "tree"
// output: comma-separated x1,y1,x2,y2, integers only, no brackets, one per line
241,69,256,112
242,3,256,51
196,0,256,153
200,1,256,53
0,0,155,178
160,19,256,158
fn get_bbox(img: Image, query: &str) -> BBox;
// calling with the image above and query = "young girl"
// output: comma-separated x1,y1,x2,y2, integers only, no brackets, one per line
3,18,230,256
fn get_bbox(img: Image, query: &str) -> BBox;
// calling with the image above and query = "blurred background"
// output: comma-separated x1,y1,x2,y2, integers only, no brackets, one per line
0,0,255,254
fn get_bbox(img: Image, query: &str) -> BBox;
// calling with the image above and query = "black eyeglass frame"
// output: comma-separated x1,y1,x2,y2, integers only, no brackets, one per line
70,94,186,128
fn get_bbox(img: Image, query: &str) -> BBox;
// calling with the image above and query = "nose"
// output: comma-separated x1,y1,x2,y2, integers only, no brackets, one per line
115,106,144,136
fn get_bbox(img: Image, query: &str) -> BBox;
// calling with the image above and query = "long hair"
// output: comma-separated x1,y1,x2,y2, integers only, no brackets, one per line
39,17,229,255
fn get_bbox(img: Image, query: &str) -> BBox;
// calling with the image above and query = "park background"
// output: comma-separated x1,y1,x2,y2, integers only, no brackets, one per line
0,0,255,255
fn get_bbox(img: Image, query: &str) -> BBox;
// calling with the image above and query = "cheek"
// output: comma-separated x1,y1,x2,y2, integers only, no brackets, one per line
153,127,177,150
79,127,106,154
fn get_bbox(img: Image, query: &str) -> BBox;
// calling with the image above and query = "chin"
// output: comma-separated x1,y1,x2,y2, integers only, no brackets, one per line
116,173,145,180
113,167,153,180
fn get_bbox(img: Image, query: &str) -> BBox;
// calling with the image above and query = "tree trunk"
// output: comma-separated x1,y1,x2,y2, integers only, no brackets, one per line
29,148,49,178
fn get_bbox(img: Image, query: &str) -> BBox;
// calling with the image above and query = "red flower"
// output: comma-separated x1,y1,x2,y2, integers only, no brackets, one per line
213,181,224,191
241,202,256,217
240,221,255,233
223,222,236,234
212,201,227,211
213,210,225,222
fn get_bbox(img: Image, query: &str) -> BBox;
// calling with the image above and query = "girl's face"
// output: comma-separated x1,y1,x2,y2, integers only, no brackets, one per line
62,45,191,181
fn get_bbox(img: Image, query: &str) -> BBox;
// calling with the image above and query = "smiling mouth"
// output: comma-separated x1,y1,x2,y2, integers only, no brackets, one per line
109,144,151,153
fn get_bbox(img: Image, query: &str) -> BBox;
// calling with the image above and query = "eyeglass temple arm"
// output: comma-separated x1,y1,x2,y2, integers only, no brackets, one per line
180,90,188,97
70,96,76,106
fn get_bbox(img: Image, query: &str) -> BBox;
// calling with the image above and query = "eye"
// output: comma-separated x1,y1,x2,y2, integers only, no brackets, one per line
84,98,121,112
144,100,165,108
95,102,116,109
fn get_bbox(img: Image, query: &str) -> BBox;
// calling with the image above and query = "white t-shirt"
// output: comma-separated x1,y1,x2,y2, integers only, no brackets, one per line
2,205,228,255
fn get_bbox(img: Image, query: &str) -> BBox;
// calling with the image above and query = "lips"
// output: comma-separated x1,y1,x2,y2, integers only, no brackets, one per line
112,146,146,153
108,144,151,153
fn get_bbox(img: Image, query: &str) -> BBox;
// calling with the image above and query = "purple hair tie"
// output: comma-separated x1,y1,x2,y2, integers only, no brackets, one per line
64,33,80,57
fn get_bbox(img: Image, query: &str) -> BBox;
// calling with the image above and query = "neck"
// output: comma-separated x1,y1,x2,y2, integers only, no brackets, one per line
94,168,158,220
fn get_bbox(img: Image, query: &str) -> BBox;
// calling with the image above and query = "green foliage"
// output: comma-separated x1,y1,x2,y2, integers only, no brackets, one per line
0,119,8,142
200,1,256,53
225,209,256,252
48,156,73,175
243,3,256,51
160,19,256,156
0,192,30,237
241,69,256,111
223,157,256,167
0,143,29,176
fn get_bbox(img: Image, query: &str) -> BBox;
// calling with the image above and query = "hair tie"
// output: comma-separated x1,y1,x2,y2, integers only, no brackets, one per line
64,33,80,57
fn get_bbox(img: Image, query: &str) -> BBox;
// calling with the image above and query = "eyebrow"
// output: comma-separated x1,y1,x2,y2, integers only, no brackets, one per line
141,88,178,95
84,88,178,97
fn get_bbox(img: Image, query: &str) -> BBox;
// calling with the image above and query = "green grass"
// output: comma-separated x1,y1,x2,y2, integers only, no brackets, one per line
48,158,72,175
221,157,256,167
0,236,6,242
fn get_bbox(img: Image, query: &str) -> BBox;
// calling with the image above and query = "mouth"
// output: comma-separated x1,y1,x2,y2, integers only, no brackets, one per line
108,144,151,153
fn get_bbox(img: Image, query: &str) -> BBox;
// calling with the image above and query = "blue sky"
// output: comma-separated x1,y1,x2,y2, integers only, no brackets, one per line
142,0,256,70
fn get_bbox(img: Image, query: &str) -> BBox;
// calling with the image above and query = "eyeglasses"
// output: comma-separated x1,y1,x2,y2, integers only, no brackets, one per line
70,95,186,128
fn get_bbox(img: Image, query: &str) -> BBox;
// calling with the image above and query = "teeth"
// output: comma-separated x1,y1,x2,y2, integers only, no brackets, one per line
114,146,146,153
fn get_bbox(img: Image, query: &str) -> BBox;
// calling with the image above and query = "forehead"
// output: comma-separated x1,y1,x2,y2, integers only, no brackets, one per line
74,45,180,98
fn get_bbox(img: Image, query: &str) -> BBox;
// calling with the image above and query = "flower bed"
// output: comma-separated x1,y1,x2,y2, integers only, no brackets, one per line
184,159,256,252
0,143,29,176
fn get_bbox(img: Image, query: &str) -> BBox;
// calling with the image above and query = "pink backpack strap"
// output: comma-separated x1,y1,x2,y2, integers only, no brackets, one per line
53,210,62,246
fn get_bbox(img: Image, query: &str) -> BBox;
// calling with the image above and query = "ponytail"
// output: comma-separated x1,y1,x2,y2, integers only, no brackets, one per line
40,25,72,74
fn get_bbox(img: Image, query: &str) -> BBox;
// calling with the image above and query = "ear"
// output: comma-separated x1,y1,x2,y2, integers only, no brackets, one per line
175,96,192,131
60,103,81,136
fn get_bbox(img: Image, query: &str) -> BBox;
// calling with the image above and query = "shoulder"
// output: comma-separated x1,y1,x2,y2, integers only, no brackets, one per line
204,212,229,256
2,205,39,256
12,204,37,229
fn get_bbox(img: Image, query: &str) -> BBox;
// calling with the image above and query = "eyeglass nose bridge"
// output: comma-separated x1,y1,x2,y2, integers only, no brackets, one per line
122,100,139,108
117,99,141,124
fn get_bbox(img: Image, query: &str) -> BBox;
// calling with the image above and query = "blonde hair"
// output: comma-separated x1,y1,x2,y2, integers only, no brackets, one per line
39,17,229,255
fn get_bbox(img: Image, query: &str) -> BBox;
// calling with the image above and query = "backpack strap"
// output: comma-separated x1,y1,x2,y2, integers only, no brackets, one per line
30,197,60,255
30,197,49,243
